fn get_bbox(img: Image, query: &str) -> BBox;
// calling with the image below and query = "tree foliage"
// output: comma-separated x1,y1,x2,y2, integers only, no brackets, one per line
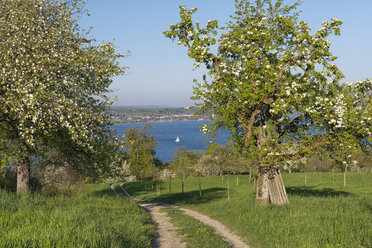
0,0,126,193
123,125,157,180
170,146,202,177
196,143,247,176
164,0,371,168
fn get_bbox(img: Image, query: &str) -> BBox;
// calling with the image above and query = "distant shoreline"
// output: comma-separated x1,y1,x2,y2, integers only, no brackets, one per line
108,106,210,124
112,118,210,125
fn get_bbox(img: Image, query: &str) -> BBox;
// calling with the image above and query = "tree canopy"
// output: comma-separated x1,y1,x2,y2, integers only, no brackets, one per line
165,0,371,205
0,0,126,193
165,0,371,168
170,146,202,177
123,125,157,180
195,143,247,176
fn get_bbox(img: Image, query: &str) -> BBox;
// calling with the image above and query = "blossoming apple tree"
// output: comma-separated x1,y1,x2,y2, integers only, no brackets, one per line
165,0,371,205
308,79,371,186
0,0,126,194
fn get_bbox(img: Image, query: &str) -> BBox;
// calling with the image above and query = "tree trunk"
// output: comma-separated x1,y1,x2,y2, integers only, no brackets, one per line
227,179,230,201
198,173,202,197
181,173,184,194
17,155,30,195
344,165,348,187
255,166,288,206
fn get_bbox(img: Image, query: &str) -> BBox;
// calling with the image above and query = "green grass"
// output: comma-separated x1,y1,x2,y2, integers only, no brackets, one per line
0,183,156,248
124,173,372,248
160,207,232,248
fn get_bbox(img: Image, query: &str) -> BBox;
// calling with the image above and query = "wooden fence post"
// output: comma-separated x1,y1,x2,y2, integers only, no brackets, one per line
198,173,202,197
181,172,184,194
344,165,348,187
227,179,230,201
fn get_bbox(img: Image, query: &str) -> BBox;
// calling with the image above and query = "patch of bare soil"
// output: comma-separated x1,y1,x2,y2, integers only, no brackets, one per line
119,185,250,248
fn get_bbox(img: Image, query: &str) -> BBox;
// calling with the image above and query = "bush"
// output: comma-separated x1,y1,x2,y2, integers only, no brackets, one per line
41,184,61,196
195,144,249,176
38,165,84,196
194,155,221,176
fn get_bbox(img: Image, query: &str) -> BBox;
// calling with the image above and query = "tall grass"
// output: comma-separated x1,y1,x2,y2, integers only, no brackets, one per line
125,173,372,248
0,183,156,248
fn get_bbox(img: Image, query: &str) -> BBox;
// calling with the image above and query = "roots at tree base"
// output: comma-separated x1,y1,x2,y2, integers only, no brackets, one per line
255,166,288,206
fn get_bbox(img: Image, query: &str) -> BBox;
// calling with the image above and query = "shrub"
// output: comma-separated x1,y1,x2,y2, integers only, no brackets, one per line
38,165,84,196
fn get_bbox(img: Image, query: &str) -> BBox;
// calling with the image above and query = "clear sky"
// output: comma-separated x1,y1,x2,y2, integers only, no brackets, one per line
79,0,372,107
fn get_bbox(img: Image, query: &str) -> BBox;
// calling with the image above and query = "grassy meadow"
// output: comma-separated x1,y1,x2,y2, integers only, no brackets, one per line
124,173,372,248
0,183,156,248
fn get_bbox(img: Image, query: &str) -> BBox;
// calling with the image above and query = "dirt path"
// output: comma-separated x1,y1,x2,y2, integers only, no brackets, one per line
114,184,186,248
137,201,186,248
118,185,250,248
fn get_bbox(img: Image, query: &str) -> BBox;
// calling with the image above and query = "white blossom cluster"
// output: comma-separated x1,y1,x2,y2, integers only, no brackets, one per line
306,94,346,128
159,169,176,180
201,123,208,135
0,0,125,152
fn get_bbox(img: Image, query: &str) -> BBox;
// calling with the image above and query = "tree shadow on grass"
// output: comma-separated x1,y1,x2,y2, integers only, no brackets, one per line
150,187,227,205
124,181,227,205
124,181,158,196
286,186,352,197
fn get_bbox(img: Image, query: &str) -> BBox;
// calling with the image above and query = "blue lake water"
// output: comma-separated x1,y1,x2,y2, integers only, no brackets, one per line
113,120,230,162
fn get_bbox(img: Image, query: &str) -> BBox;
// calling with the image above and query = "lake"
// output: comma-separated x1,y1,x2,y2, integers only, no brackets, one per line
112,120,230,162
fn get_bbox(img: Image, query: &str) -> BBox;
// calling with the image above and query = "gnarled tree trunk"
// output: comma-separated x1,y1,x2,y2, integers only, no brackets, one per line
17,155,30,195
255,166,288,206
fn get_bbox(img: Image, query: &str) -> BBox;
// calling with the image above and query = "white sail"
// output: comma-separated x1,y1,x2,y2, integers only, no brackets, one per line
175,136,180,143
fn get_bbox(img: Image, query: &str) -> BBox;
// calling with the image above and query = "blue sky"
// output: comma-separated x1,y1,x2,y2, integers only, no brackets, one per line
79,0,372,107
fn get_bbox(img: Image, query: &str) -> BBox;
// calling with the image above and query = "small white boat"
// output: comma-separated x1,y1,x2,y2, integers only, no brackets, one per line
175,136,180,143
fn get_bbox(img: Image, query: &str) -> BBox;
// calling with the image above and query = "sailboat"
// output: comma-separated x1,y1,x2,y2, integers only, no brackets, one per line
175,136,180,143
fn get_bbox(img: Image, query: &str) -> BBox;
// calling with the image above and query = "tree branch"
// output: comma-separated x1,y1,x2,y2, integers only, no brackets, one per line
279,114,306,138
241,109,261,146
275,46,299,85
